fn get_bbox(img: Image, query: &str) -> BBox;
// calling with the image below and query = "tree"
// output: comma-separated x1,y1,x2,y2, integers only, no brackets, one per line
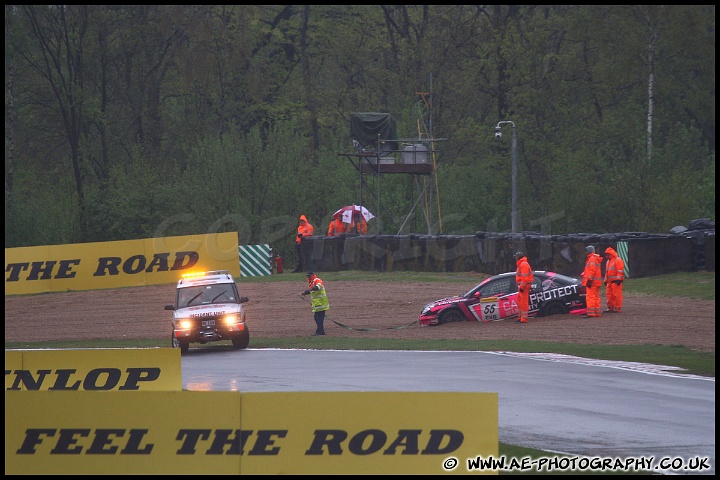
4,5,715,248
21,5,92,240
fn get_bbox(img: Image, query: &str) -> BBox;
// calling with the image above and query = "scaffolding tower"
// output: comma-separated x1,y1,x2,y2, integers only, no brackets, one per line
338,91,447,234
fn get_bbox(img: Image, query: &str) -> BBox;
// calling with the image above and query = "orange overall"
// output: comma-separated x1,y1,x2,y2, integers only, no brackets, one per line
346,215,368,235
583,252,603,317
294,215,314,272
327,218,346,237
515,255,534,323
604,247,625,313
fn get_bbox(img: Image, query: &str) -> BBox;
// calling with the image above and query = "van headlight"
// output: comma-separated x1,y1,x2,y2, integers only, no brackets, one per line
222,313,240,325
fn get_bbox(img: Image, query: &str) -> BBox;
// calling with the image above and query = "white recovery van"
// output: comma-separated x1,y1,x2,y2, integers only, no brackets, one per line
164,270,250,354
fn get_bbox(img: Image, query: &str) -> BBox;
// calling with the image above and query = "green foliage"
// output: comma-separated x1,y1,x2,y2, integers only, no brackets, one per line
4,6,715,247
5,193,78,247
84,160,181,242
5,166,81,247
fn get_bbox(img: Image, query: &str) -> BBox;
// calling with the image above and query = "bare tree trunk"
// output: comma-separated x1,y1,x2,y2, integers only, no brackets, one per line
636,5,663,165
492,4,515,118
646,29,658,164
300,5,320,156
24,5,89,240
5,8,16,215
95,17,110,182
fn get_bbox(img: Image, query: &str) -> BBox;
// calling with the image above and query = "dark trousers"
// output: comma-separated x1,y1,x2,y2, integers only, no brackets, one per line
314,311,326,335
295,243,303,271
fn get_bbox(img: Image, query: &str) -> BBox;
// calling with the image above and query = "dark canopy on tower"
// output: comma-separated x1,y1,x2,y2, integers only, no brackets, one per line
350,112,398,150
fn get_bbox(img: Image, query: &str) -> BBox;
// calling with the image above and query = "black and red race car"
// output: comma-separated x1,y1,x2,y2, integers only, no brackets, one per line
419,271,586,326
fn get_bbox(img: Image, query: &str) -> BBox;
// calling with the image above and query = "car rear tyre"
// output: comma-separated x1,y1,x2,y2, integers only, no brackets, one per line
540,301,568,317
172,334,189,355
231,330,250,350
438,309,465,325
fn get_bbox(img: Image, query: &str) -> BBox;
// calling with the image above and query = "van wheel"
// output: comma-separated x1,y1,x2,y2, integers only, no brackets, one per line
231,330,250,350
172,334,189,355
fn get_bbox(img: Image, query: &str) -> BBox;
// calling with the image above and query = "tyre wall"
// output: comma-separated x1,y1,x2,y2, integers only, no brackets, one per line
299,230,714,278
705,233,715,272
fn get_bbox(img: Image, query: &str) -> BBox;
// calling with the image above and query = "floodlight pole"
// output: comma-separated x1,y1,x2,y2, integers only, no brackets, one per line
496,120,518,234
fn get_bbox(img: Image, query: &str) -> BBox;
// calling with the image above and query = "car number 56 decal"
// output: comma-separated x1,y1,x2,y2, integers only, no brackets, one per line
472,297,500,323
472,295,520,322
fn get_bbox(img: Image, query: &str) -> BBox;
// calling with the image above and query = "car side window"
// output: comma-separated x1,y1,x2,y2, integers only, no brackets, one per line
482,278,513,296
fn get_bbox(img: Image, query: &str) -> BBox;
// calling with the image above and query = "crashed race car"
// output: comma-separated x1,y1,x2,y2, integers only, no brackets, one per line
419,271,586,326
165,270,250,354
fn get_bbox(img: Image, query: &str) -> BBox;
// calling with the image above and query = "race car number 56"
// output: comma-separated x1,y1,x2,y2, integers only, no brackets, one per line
483,303,499,321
